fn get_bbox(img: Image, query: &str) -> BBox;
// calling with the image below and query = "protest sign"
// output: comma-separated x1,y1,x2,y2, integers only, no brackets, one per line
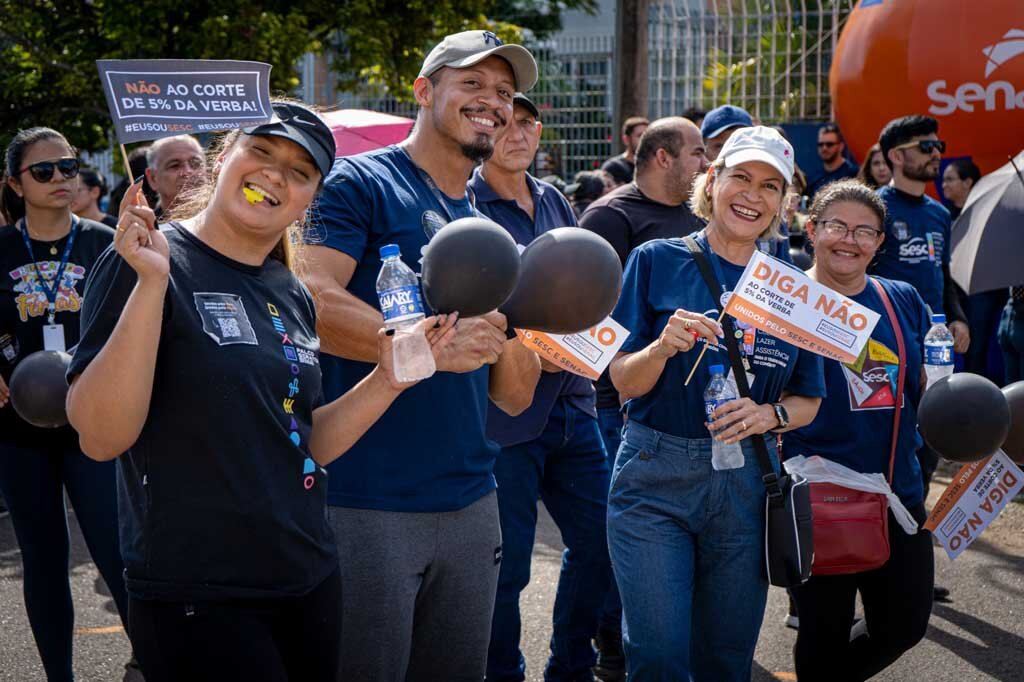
97,60,274,144
517,316,629,380
723,251,881,364
924,450,1023,560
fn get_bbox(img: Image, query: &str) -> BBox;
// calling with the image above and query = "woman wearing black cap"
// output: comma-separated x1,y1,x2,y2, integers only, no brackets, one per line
66,102,455,682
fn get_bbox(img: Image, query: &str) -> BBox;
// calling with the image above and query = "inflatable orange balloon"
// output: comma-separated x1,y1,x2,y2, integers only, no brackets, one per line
831,0,1024,177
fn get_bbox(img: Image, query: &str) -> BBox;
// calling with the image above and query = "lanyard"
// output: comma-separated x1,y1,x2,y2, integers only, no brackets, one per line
399,147,474,223
18,216,80,324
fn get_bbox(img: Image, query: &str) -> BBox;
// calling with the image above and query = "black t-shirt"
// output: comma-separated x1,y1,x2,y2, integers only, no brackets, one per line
100,214,119,229
601,155,635,185
0,218,114,449
578,182,706,409
69,223,337,601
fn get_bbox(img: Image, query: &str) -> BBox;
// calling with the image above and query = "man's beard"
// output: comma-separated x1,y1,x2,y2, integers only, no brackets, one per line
905,159,938,182
460,134,494,163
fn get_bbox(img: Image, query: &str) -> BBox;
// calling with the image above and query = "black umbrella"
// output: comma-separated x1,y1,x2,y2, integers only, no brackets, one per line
950,150,1024,295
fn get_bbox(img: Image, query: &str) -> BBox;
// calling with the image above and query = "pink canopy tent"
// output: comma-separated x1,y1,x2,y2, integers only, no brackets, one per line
322,109,414,157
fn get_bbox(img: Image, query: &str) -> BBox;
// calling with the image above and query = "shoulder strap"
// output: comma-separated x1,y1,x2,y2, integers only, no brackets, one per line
870,277,905,483
683,236,784,504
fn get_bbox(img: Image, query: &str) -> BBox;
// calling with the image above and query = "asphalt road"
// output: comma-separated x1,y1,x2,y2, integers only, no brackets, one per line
1,475,1021,681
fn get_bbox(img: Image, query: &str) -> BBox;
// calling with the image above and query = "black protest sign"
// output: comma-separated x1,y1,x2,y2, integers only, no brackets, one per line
96,59,274,143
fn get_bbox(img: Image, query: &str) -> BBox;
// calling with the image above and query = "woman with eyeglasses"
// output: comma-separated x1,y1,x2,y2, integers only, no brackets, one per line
785,180,934,681
0,127,128,681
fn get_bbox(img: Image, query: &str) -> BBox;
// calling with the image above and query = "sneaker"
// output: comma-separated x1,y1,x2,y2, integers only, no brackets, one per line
784,614,800,630
593,630,626,682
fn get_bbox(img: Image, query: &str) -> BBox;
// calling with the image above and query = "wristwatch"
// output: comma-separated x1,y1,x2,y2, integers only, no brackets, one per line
772,402,790,429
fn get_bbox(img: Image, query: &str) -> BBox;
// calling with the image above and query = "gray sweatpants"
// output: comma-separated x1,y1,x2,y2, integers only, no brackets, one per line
329,490,502,682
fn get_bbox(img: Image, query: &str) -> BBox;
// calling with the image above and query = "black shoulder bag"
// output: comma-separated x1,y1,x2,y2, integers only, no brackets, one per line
683,236,813,587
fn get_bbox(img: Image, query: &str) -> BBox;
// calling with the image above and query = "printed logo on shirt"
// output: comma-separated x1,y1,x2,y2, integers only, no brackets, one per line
891,220,910,241
266,301,319,492
0,332,18,363
897,233,944,266
842,338,903,411
8,262,86,322
193,293,258,346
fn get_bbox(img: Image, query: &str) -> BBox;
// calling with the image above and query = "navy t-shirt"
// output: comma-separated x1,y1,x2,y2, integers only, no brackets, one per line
804,158,859,200
613,232,825,439
871,186,951,316
469,168,595,448
68,224,337,600
784,278,929,508
307,145,498,512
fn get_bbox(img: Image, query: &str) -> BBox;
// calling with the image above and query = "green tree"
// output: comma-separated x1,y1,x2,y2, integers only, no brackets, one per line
0,0,595,152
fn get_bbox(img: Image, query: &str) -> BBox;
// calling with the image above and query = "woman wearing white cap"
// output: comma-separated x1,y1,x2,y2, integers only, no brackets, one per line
65,102,455,681
606,126,825,680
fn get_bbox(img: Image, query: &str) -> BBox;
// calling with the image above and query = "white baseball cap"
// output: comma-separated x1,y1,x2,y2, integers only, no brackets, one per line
718,126,795,184
419,30,538,92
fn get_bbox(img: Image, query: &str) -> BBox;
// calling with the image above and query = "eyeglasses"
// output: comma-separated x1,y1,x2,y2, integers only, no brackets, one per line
817,141,839,148
817,219,883,245
893,139,946,155
17,158,80,183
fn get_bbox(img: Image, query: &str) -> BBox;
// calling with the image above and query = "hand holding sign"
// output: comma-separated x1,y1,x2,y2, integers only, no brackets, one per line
115,179,169,281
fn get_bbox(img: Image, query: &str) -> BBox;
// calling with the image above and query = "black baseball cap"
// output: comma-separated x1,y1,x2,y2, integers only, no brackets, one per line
513,93,539,119
242,102,336,179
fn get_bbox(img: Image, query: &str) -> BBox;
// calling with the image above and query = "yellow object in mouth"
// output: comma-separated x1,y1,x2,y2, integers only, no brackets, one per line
243,186,266,205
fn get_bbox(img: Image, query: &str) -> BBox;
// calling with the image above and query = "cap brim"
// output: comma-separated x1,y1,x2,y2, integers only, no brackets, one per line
436,44,539,92
244,123,334,180
703,122,746,140
723,148,793,184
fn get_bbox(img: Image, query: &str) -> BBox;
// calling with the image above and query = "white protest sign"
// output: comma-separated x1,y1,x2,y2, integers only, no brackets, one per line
724,251,881,363
924,450,1024,560
517,316,629,380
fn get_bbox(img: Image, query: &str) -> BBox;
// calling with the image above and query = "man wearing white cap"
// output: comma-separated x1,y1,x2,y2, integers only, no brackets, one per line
301,31,542,680
606,126,824,678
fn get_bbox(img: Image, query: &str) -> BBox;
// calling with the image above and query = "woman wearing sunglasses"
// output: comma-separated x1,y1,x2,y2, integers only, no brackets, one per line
0,127,128,681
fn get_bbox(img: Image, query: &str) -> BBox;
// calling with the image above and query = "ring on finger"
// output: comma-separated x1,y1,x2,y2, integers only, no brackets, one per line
683,318,692,330
741,420,748,431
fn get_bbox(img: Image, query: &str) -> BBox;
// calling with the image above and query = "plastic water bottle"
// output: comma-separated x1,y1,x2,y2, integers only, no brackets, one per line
703,364,745,470
923,313,954,389
376,244,435,383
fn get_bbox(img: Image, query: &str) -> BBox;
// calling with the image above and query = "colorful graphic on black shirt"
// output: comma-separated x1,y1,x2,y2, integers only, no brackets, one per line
842,338,901,411
8,261,86,321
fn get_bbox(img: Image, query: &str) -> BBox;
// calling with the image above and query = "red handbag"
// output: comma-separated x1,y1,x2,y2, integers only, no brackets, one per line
809,278,905,576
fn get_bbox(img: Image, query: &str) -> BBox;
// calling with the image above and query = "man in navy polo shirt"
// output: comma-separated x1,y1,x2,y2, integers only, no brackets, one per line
301,31,542,681
469,93,611,682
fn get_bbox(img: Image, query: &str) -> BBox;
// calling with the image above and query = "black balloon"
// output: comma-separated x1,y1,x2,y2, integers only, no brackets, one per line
9,350,72,429
1001,381,1024,463
918,373,1011,463
420,217,521,318
500,227,622,334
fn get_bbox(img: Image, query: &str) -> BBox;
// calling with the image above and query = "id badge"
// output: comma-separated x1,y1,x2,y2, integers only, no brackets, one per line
43,324,66,352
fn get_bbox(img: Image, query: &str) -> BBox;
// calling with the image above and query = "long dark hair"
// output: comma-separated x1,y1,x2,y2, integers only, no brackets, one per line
1,127,74,225
857,144,885,189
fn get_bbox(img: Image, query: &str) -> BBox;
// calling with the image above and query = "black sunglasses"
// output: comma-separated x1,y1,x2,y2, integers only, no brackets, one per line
894,139,946,155
817,141,839,148
17,157,80,183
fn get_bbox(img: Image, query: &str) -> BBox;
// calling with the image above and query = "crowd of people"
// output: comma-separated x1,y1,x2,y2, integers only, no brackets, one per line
0,28,1021,682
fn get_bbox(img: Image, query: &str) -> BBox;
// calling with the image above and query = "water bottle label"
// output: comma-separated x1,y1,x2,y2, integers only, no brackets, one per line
925,344,952,366
378,285,424,323
704,398,729,422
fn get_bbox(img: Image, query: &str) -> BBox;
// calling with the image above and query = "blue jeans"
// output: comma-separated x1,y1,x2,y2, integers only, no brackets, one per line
487,399,611,682
596,406,624,637
0,441,128,682
999,301,1024,384
607,421,778,682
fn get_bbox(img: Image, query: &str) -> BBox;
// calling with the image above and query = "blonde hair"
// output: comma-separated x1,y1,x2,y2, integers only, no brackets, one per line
689,158,791,241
